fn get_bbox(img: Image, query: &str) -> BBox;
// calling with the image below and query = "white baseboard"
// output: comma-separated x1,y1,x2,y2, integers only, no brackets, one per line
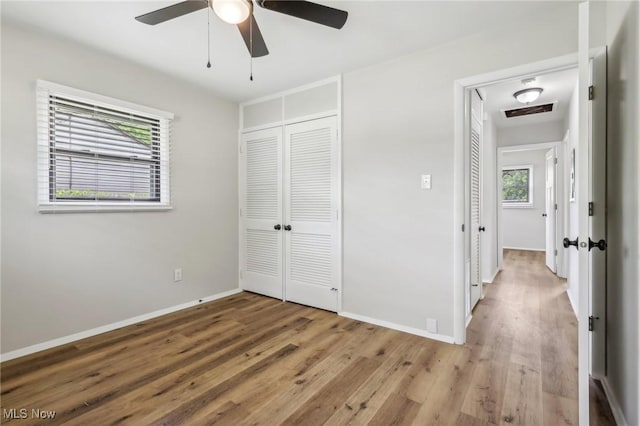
601,377,628,426
566,289,578,317
0,288,242,363
502,246,546,252
339,311,455,344
482,268,500,284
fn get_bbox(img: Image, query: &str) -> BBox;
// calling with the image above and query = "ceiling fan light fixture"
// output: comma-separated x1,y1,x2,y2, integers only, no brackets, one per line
513,87,543,104
211,0,251,24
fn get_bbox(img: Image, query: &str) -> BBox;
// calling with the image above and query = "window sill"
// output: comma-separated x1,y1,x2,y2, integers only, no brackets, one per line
502,203,534,209
39,204,172,214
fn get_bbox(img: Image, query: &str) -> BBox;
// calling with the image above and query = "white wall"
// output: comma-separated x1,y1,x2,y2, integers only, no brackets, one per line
604,2,639,425
341,5,578,338
1,24,239,354
500,149,548,251
497,120,565,147
482,116,498,283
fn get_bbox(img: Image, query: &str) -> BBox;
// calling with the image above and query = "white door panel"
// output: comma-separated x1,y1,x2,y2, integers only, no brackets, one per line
545,149,557,273
284,116,339,312
588,50,607,379
240,127,283,299
470,90,483,310
577,3,607,423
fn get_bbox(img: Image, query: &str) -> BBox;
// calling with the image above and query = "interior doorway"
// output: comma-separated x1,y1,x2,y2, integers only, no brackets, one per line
496,142,566,280
455,43,610,424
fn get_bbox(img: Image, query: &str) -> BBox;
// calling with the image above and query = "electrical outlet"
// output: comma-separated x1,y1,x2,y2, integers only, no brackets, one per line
426,318,438,334
174,268,183,282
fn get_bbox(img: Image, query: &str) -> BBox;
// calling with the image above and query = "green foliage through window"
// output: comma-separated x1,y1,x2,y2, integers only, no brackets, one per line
503,168,530,203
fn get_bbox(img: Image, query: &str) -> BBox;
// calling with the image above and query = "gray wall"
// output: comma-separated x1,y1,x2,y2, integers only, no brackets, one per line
1,24,239,353
497,120,566,147
500,149,548,251
604,1,639,424
341,6,578,338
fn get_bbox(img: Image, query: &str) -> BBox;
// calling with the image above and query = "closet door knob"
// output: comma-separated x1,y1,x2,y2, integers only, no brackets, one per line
478,226,485,232
274,224,281,230
284,225,292,231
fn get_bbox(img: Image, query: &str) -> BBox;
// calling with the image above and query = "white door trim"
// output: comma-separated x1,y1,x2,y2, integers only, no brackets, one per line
453,52,578,345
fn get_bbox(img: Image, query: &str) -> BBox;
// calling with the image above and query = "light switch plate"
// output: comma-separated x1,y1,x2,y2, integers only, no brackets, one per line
421,174,432,189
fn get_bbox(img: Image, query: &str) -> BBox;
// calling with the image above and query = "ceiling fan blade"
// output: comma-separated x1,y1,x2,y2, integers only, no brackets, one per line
135,1,208,25
237,14,269,57
257,1,348,29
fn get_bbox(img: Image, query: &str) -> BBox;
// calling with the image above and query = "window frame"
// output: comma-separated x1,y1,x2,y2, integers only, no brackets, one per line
36,80,173,213
501,164,534,208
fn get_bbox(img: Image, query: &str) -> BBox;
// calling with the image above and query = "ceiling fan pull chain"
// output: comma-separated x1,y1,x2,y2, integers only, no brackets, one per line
206,5,212,68
249,11,254,81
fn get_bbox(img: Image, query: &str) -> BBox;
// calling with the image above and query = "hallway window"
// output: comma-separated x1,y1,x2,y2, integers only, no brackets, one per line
502,165,533,206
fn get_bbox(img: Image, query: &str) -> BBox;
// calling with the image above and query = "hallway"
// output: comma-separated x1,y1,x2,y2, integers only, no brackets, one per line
465,249,578,424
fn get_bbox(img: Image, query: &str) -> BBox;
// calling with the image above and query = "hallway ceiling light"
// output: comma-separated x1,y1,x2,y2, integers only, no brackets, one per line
513,87,543,104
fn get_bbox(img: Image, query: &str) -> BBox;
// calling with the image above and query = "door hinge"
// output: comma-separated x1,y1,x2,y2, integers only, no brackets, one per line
462,224,465,232
555,203,558,211
588,85,594,100
554,157,558,164
588,202,594,216
588,315,599,331
555,249,558,256
239,143,243,154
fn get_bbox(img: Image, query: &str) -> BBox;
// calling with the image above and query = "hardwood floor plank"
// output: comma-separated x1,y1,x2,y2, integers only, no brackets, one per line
367,392,421,426
150,343,300,425
281,355,381,425
500,361,543,425
324,339,425,425
543,391,578,426
460,357,508,424
65,316,313,425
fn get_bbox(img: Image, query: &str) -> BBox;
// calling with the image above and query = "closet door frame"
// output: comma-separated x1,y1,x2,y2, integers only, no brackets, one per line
238,77,343,312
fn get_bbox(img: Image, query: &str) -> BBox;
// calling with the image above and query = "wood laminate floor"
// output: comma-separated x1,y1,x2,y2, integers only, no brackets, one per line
1,249,614,425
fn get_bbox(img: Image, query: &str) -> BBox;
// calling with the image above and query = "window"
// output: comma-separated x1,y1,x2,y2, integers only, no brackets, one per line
37,81,173,212
502,165,533,207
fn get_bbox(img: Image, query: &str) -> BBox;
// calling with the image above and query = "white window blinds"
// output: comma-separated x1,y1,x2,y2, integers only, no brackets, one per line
36,80,173,212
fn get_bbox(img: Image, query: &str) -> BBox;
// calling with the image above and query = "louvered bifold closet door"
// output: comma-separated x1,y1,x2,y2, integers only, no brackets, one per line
240,127,283,299
284,116,339,312
469,115,482,309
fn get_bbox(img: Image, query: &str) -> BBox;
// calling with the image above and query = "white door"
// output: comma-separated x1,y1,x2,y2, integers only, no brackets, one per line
469,90,483,309
588,50,607,379
284,116,339,312
577,3,608,422
240,127,284,299
544,149,557,272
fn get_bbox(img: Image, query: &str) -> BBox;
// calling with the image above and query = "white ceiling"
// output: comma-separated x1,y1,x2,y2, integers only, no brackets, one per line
2,1,577,102
481,67,578,128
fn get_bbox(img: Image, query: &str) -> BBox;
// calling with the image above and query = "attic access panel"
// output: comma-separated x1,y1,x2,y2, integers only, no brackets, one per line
504,103,554,118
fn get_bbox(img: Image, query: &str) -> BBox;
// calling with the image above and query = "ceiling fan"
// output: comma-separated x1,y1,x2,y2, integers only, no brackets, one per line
135,0,349,58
